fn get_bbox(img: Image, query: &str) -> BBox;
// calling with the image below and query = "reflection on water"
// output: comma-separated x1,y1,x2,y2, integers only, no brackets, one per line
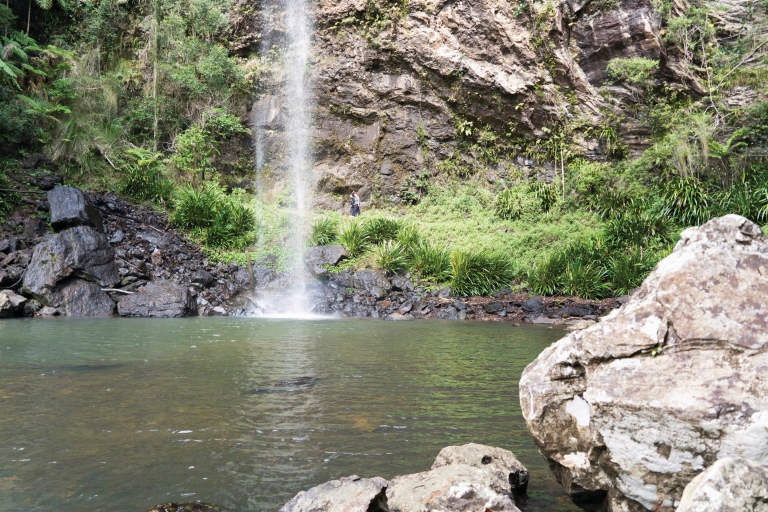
0,318,578,512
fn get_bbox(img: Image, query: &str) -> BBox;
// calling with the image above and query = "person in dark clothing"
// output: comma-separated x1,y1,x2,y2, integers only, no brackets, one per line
350,191,360,217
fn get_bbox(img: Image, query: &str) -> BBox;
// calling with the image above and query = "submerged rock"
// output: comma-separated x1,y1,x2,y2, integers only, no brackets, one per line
23,226,119,305
145,504,221,512
47,186,103,232
117,279,197,318
677,458,768,512
520,215,768,511
279,475,389,512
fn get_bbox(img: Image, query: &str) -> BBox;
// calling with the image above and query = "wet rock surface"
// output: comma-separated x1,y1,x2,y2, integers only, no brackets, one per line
677,458,768,512
23,225,119,304
520,215,768,512
145,504,222,512
47,185,103,232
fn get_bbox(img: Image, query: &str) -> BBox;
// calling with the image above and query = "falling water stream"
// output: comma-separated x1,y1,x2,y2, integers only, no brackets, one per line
252,0,317,316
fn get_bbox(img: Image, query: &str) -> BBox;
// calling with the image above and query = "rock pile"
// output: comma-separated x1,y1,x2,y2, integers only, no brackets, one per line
1,186,258,318
520,215,768,511
279,443,528,512
312,263,623,323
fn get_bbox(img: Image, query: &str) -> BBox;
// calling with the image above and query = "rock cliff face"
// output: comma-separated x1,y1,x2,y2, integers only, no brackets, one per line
519,215,768,511
233,0,682,209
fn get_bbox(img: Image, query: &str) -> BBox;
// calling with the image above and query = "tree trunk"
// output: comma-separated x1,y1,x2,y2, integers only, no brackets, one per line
152,1,159,152
26,0,31,35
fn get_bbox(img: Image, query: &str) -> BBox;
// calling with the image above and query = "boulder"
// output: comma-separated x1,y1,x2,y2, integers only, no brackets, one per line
28,170,63,191
555,305,594,318
390,275,414,292
520,216,768,512
677,458,768,512
353,270,391,299
432,443,529,498
191,269,216,288
279,475,389,512
304,244,348,277
521,296,544,314
0,240,9,254
117,280,197,318
0,289,27,318
485,301,505,314
52,279,115,317
23,226,119,304
387,464,520,512
47,186,103,232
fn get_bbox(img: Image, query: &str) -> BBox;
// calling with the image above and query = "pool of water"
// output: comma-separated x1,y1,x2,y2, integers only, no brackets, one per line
0,318,577,512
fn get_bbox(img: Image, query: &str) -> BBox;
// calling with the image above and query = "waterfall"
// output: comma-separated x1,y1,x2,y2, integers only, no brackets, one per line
251,0,318,317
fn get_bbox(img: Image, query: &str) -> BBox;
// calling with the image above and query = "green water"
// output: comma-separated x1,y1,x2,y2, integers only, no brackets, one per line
0,318,577,512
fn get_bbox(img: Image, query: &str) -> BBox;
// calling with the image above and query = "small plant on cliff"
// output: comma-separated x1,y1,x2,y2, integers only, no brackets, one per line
309,217,338,246
338,220,369,257
373,240,409,274
450,251,516,297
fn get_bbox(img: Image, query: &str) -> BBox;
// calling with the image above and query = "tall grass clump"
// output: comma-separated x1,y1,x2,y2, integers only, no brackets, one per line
396,223,422,249
607,248,651,296
560,258,609,299
450,251,516,296
410,240,451,283
309,216,338,246
338,220,369,257
373,240,409,274
173,183,255,249
362,216,403,244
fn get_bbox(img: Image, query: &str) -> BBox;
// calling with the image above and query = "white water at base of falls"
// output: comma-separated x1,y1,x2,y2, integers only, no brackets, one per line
250,0,317,317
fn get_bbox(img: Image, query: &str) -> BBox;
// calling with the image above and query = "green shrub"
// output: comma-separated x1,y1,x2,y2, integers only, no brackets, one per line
338,220,369,257
120,150,175,203
397,223,422,249
309,216,338,246
527,252,566,295
496,181,557,220
410,240,451,283
608,248,650,296
604,207,672,248
173,183,255,249
373,240,409,274
450,251,516,297
663,175,713,226
362,216,403,244
172,183,223,229
561,258,609,299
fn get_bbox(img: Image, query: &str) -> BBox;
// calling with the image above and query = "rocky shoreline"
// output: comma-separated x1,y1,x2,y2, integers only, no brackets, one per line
1,181,623,322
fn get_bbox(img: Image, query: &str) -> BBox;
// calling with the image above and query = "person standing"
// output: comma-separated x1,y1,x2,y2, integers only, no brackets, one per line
350,191,361,217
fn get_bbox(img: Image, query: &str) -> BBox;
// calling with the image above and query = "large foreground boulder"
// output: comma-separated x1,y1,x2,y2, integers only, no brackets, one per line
47,186,103,232
304,244,348,277
117,280,197,318
520,215,768,512
279,475,389,512
677,458,768,512
23,226,119,304
52,279,116,317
